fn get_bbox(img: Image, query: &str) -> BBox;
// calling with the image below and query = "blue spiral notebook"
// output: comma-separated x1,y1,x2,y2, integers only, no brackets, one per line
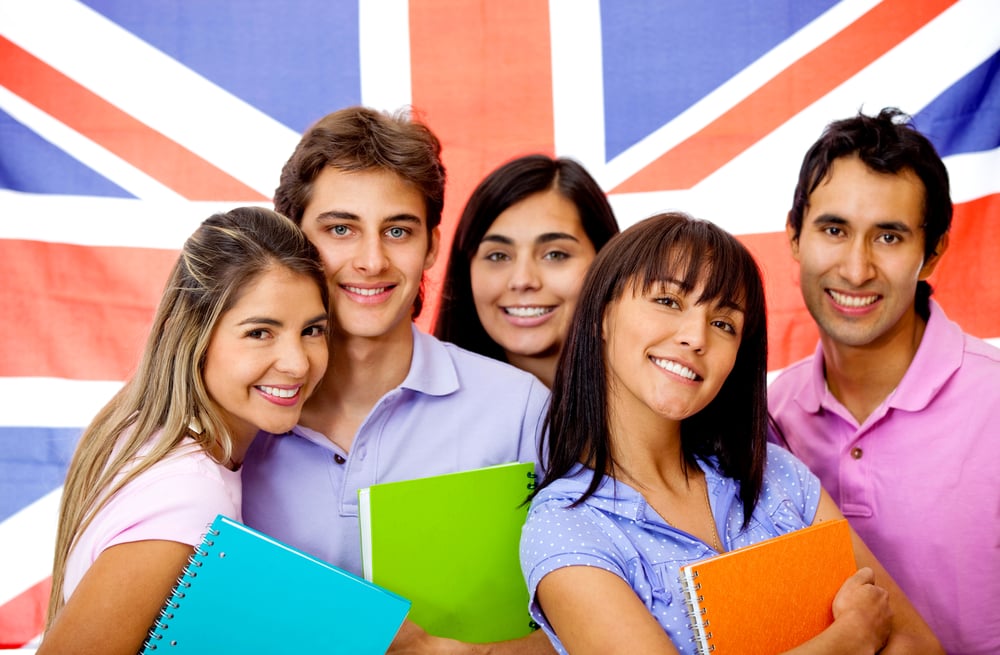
140,514,410,654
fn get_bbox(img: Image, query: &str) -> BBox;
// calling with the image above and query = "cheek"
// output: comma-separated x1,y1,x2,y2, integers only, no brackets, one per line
470,264,503,304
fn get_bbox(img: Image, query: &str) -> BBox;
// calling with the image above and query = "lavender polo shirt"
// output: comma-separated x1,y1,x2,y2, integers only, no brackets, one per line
241,325,549,576
769,300,1000,655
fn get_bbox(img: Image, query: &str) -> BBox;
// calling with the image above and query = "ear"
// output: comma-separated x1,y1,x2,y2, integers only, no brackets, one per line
785,212,801,262
919,232,949,280
424,226,441,271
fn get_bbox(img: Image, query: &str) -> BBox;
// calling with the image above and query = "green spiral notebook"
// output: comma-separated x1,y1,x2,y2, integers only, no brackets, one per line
358,462,537,643
140,514,410,654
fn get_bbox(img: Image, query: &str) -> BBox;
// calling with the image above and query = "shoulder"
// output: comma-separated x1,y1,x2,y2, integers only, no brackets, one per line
768,354,816,394
755,443,822,525
522,475,629,583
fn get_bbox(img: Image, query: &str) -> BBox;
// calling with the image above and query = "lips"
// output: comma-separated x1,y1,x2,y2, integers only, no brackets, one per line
827,289,880,308
343,284,394,296
503,306,554,318
650,357,700,381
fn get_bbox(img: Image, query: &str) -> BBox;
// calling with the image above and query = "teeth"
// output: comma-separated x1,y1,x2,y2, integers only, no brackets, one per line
829,290,878,307
259,386,299,399
651,358,697,381
345,286,389,296
504,306,553,318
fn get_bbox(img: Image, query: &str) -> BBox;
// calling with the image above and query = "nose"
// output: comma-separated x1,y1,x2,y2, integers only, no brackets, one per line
354,233,389,275
508,256,541,292
675,310,708,353
275,337,311,378
840,237,876,286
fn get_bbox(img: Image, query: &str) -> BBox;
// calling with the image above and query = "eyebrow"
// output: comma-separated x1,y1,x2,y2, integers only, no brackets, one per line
480,232,581,246
236,313,329,328
315,210,424,226
813,213,915,234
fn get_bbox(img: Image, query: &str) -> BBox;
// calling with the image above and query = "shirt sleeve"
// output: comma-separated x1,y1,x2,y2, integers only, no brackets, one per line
761,443,823,527
91,453,240,554
517,377,551,472
520,497,627,638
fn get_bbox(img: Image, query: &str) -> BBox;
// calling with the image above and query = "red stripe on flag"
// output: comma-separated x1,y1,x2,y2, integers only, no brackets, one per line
743,193,1000,372
0,577,49,649
612,0,960,193
0,36,266,202
409,0,556,329
0,240,178,379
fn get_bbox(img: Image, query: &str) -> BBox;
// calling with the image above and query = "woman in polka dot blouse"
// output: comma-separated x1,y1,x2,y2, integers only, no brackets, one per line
519,212,941,655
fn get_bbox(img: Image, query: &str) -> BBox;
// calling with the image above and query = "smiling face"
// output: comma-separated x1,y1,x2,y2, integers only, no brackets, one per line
470,189,597,373
602,277,744,431
202,265,329,446
789,155,944,352
299,166,439,342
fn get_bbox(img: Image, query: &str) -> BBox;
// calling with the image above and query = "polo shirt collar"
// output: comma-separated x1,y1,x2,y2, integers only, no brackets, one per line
888,300,962,412
397,323,460,397
805,300,963,416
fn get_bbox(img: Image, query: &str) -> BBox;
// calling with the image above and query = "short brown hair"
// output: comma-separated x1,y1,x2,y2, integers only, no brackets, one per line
274,106,446,231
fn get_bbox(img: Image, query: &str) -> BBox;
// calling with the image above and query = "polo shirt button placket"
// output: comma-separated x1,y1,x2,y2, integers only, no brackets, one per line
333,454,346,465
850,447,863,460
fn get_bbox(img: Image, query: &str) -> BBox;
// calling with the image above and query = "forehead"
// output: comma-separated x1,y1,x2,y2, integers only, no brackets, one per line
304,166,427,223
487,189,585,237
806,156,925,230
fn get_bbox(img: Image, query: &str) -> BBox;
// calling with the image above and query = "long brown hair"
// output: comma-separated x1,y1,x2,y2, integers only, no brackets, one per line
47,207,327,625
535,212,768,528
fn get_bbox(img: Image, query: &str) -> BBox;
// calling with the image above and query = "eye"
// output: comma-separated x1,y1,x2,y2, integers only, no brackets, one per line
303,324,327,338
330,225,350,236
542,250,570,261
654,296,681,310
876,232,901,245
484,251,510,263
822,226,845,237
245,328,271,340
386,226,409,239
711,319,737,335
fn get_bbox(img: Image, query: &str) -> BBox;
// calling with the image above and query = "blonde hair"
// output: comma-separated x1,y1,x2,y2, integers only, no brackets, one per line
47,207,327,626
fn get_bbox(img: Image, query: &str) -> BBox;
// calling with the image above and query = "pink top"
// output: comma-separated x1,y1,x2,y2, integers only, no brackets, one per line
769,301,1000,655
63,434,241,601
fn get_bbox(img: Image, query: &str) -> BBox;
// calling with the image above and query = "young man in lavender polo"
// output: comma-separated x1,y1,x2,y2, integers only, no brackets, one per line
241,106,554,654
769,107,1000,655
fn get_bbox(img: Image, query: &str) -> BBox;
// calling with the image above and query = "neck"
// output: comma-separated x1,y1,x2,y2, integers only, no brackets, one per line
300,323,416,449
821,309,928,424
505,350,558,388
605,386,686,489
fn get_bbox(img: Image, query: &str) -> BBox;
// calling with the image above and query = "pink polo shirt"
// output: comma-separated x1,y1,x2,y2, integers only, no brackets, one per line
769,301,1000,655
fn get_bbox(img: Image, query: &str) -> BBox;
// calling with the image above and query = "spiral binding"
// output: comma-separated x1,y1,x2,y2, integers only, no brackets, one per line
139,525,220,652
526,470,538,490
679,569,715,654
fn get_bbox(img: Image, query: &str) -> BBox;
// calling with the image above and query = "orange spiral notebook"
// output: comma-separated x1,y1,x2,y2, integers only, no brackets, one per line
679,518,855,655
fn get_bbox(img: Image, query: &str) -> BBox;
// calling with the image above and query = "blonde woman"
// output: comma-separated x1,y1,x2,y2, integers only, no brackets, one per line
40,207,329,654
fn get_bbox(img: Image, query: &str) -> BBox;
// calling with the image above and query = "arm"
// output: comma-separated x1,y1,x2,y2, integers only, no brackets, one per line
38,539,194,655
388,618,556,655
807,490,943,655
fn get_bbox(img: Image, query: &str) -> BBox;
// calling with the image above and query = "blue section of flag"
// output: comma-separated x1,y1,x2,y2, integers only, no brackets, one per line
80,0,362,133
0,427,80,523
600,0,838,160
915,50,1000,158
0,110,133,197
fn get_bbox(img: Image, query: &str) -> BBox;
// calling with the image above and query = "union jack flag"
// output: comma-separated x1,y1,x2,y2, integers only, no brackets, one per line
1,0,997,647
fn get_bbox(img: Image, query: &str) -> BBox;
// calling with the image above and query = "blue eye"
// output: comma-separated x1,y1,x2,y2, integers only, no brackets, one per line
386,226,408,239
331,225,350,236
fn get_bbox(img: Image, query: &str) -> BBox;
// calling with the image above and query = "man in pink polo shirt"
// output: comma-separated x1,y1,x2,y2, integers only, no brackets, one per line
769,107,999,655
